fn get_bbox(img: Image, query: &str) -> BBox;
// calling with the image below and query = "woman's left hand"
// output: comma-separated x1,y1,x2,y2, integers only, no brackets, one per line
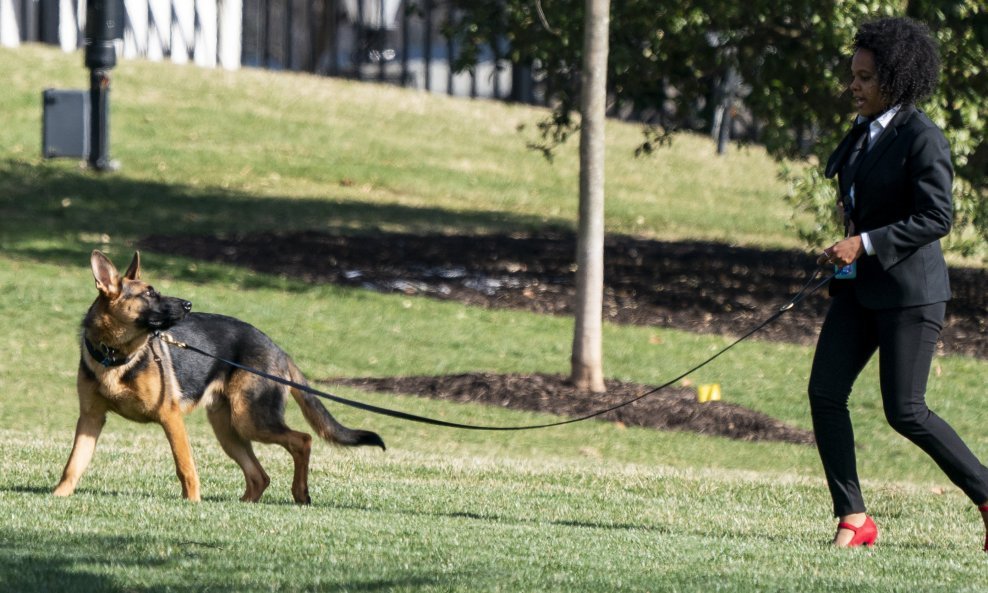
818,236,865,266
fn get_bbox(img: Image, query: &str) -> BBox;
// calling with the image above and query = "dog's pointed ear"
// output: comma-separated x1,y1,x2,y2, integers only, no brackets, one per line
91,250,121,298
123,251,141,280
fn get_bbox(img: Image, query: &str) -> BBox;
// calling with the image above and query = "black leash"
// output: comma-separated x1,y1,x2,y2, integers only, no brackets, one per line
156,265,833,431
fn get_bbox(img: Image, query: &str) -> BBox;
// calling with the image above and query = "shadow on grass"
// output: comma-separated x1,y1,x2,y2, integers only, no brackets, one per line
0,158,567,274
306,498,821,549
0,529,209,593
0,524,446,593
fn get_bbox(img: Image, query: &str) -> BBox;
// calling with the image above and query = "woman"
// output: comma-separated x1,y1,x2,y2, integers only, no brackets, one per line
812,16,988,549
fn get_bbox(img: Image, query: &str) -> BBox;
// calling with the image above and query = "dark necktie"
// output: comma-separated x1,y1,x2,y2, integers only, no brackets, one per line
838,118,872,234
839,118,872,203
845,119,871,170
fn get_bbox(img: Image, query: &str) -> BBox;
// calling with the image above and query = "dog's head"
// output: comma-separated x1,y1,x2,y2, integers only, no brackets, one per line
90,250,192,332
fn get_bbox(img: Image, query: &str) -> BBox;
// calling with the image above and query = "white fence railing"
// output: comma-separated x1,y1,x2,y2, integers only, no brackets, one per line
0,0,531,101
0,0,243,69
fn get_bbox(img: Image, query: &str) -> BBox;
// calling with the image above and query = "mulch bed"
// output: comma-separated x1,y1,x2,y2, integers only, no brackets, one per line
138,230,988,445
328,372,815,445
139,229,988,357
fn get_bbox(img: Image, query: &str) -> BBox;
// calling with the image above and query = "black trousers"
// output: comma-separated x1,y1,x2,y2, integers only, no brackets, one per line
808,293,988,517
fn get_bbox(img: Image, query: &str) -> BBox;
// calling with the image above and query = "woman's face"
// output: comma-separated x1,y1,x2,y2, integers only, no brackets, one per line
849,49,886,117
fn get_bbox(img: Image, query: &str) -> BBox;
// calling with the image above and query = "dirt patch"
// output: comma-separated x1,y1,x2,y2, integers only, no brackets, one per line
328,372,815,445
138,230,987,445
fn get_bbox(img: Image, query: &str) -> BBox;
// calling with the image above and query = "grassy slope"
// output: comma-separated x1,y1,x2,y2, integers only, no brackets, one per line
3,44,799,249
1,45,987,592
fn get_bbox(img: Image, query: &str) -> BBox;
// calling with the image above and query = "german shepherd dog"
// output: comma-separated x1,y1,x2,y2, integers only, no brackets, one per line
54,250,384,504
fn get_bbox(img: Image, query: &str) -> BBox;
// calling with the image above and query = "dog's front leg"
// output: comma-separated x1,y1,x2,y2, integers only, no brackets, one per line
159,409,201,502
54,408,107,497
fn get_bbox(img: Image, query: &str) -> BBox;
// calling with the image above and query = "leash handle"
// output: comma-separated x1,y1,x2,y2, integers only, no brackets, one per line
156,264,831,431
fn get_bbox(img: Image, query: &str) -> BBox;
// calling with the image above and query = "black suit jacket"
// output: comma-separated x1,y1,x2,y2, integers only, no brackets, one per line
824,105,953,309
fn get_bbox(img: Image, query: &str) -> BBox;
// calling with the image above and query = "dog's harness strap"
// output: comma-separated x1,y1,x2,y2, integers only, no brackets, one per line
157,266,831,431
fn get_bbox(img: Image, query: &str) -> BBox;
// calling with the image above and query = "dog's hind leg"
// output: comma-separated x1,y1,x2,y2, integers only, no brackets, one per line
237,423,313,505
281,429,313,505
54,405,108,497
228,371,314,504
247,427,313,505
207,401,270,502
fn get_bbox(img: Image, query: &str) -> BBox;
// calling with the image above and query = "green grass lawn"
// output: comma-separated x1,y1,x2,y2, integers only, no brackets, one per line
1,45,987,592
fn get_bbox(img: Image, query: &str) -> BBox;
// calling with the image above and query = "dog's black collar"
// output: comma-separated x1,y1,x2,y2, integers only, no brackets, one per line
83,337,131,368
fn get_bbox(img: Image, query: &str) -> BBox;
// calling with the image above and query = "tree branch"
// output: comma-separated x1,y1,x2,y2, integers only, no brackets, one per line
535,0,562,36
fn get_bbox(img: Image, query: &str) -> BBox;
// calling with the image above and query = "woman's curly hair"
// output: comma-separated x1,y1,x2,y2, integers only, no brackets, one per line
854,17,941,107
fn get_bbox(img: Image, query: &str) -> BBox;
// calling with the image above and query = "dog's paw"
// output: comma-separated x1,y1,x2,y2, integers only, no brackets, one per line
52,483,75,497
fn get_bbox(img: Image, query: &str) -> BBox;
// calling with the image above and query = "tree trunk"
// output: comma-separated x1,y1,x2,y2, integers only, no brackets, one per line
569,0,610,393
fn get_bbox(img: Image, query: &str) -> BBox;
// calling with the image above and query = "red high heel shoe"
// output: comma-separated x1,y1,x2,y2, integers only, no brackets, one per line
979,504,988,552
836,515,878,548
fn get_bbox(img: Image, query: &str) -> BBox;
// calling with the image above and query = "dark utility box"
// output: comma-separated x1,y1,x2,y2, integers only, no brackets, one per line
42,89,90,159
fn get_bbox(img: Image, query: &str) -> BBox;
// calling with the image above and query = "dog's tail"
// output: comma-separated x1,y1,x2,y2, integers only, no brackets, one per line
287,361,386,450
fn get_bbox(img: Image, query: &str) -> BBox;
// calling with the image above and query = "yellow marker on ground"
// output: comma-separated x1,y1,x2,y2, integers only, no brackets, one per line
697,384,722,403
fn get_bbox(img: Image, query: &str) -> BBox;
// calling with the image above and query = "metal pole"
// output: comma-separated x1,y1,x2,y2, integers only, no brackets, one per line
400,0,408,85
88,68,112,169
84,0,120,171
285,0,293,69
423,0,432,91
